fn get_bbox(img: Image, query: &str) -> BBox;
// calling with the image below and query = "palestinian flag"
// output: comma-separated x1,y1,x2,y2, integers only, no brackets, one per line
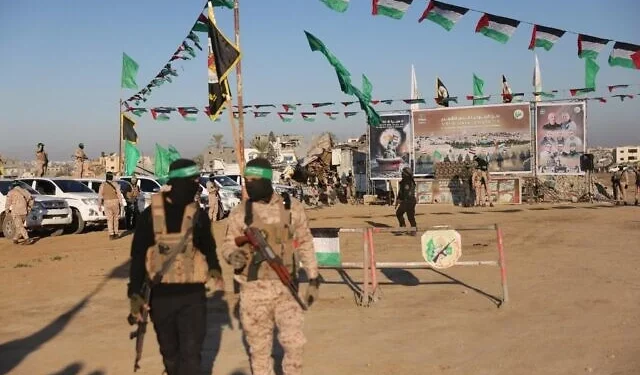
528,25,565,51
204,107,223,121
371,0,414,20
282,103,298,112
466,95,491,102
533,90,557,98
608,42,640,69
325,112,339,120
418,0,468,31
608,84,629,92
311,228,342,267
592,97,607,103
501,75,513,103
301,112,317,122
380,99,393,105
344,111,358,117
613,94,633,102
569,88,595,96
435,77,451,107
278,112,294,122
151,107,173,121
475,13,520,44
121,114,138,143
127,107,147,117
578,34,608,59
312,102,334,108
254,104,276,109
403,98,426,104
177,107,199,121
253,111,270,118
341,101,356,106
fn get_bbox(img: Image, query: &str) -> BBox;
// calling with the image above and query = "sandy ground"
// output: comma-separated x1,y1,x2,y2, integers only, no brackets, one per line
1,200,639,375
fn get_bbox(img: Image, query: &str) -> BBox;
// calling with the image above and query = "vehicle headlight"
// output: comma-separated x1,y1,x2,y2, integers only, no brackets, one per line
82,198,99,206
32,202,45,213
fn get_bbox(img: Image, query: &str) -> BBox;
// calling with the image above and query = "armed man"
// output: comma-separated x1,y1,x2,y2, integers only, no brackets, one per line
206,175,220,221
4,181,35,245
73,143,88,177
472,155,493,207
125,176,141,229
35,143,49,177
98,172,123,240
127,159,223,375
221,157,320,375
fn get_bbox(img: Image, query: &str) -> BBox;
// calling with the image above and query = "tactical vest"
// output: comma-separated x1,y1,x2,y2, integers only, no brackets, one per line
145,194,209,284
102,181,119,200
240,195,295,281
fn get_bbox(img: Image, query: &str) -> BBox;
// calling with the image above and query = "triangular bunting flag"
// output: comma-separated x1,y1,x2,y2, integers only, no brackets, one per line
475,13,520,44
312,102,334,108
528,25,565,51
253,111,270,118
608,84,629,92
278,112,294,122
344,111,358,118
177,107,199,121
418,1,468,31
301,112,317,122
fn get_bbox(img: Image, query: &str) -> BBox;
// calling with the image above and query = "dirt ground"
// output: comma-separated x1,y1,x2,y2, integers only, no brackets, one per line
1,200,639,375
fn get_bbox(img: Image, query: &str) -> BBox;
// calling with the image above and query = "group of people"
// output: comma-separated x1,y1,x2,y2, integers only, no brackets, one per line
32,142,89,178
127,157,319,375
538,112,584,173
301,170,357,206
611,165,640,205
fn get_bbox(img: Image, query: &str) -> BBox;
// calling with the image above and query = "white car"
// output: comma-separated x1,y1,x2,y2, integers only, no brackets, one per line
199,175,241,217
0,179,72,238
18,177,106,234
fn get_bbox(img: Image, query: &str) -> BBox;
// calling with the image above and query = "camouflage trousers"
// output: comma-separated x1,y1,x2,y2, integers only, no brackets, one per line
208,199,219,221
103,199,120,235
11,214,28,241
240,280,305,375
73,160,85,178
472,170,491,206
35,162,47,177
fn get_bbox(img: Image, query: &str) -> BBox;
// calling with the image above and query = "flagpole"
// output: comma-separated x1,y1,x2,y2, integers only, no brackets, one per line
233,0,245,175
119,99,124,175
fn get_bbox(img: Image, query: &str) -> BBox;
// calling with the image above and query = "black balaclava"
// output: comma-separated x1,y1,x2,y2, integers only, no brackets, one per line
245,157,274,203
401,167,412,180
166,159,201,206
105,172,114,181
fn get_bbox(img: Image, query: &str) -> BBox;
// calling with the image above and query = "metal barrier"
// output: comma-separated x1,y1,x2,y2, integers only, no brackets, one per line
311,224,509,308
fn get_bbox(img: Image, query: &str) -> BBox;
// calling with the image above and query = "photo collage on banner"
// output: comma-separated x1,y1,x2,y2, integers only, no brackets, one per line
412,103,533,175
369,112,412,179
535,102,586,175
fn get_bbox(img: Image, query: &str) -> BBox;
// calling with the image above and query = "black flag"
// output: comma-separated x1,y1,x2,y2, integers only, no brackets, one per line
207,7,240,121
121,113,138,143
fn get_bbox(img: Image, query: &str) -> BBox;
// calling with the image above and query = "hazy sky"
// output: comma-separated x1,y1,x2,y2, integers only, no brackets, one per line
1,0,639,161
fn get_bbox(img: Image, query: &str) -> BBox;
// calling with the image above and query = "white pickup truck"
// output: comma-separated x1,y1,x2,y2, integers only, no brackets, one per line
18,177,106,234
0,180,72,238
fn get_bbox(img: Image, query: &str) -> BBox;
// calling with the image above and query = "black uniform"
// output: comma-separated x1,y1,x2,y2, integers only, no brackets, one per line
128,196,221,375
396,176,417,229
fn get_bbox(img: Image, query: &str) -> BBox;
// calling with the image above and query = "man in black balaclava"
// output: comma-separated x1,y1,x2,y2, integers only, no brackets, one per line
220,157,320,375
395,167,417,235
127,158,223,375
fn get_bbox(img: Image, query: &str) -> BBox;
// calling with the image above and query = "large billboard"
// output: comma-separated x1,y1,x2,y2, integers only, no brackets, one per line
412,103,532,175
535,102,586,175
369,112,412,179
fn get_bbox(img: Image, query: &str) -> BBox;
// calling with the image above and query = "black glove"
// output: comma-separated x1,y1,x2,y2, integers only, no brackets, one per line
228,249,247,270
305,278,320,307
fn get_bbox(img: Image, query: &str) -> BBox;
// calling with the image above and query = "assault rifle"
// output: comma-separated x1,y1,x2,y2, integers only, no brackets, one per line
235,227,308,311
127,281,151,372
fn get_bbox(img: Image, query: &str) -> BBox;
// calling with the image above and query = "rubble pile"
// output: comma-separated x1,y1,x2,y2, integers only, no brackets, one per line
521,175,612,203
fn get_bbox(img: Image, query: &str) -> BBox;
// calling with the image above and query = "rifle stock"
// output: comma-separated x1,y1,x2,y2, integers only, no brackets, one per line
235,227,307,311
128,282,151,372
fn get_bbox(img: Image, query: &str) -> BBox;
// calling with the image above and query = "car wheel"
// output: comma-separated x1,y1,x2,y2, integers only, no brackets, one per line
65,208,86,234
49,227,65,237
2,214,15,239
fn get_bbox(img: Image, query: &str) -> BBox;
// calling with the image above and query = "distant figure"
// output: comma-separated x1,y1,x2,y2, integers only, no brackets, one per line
98,172,124,239
631,166,640,206
206,175,220,221
74,143,88,177
125,176,141,229
395,167,417,235
0,153,4,177
4,182,34,245
35,143,49,177
611,165,628,205
346,170,355,204
473,155,493,207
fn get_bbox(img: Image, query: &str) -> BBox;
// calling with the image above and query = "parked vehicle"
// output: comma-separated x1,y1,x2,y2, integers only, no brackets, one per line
119,176,162,211
75,178,135,218
17,177,105,234
198,175,241,216
0,179,72,238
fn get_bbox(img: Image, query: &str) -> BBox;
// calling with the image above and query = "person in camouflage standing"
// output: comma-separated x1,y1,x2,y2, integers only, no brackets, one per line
206,175,220,221
4,182,34,245
73,143,88,177
221,157,319,375
35,143,49,177
472,155,493,207
98,172,123,240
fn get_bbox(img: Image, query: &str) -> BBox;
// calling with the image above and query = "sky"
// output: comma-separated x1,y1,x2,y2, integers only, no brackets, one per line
0,0,639,161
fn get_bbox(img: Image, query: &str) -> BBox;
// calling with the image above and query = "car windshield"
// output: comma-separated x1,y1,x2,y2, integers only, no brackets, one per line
0,181,39,195
212,176,238,187
55,180,95,193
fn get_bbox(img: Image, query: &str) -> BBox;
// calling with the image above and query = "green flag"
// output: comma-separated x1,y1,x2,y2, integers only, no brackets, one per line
585,58,600,90
212,0,234,9
121,53,139,89
472,73,486,105
124,141,141,176
154,144,182,182
320,0,349,13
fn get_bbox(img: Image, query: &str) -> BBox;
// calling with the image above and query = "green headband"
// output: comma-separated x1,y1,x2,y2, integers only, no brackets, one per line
244,166,273,179
167,165,200,179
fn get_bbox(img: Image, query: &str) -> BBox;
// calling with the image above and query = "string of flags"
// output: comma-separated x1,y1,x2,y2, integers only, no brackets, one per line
119,0,233,107
121,87,639,123
319,0,640,71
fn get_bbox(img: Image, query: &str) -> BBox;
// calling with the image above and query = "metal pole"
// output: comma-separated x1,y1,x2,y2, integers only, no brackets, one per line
233,0,245,174
496,225,509,305
119,99,123,174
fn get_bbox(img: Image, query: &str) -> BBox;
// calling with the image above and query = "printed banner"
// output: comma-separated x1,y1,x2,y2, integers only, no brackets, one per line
369,112,412,179
535,102,586,174
413,103,532,175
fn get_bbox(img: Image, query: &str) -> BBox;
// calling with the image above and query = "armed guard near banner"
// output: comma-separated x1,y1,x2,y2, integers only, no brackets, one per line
125,176,141,229
221,157,320,375
395,167,417,235
4,182,34,245
35,143,49,177
611,165,628,205
472,155,493,207
98,172,123,240
73,143,88,177
206,175,219,221
127,159,223,375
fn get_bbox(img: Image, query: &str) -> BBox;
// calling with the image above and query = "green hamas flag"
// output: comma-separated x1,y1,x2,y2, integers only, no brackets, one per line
585,58,600,89
121,53,139,89
304,31,380,125
124,141,141,176
154,144,181,181
472,73,486,105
